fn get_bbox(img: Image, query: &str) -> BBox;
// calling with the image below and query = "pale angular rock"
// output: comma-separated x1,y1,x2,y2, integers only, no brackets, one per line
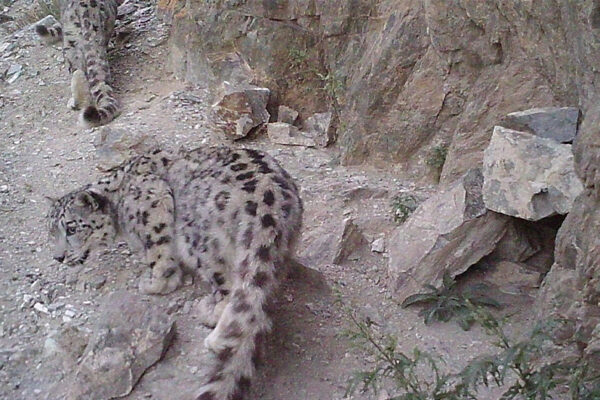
277,105,299,125
267,122,316,147
483,126,584,221
388,169,509,301
67,291,175,400
303,112,334,147
501,107,580,143
94,126,154,171
371,237,385,253
212,83,270,139
333,218,368,264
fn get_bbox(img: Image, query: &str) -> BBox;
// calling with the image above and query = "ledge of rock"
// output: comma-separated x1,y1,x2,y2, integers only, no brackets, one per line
500,107,580,144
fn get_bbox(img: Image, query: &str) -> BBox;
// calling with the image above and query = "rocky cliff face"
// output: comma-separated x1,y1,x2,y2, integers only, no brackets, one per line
157,0,600,357
158,0,600,180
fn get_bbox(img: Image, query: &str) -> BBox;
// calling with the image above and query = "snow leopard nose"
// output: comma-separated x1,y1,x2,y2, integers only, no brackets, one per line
53,255,65,263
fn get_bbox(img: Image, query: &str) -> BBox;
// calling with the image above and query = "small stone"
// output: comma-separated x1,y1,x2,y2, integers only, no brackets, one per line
0,42,15,53
6,63,22,76
88,276,107,290
32,15,59,30
64,309,76,318
333,218,368,264
212,83,270,139
30,280,41,291
34,303,50,314
378,390,391,400
94,126,154,171
43,337,60,357
371,237,385,253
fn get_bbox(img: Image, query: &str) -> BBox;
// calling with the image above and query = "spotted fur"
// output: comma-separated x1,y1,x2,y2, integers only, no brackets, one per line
35,0,121,127
46,146,304,400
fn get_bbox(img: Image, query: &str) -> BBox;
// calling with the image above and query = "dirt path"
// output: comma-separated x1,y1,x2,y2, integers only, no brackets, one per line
0,2,532,399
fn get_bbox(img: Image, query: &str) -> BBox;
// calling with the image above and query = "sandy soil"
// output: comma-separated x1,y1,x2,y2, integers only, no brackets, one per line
0,2,534,399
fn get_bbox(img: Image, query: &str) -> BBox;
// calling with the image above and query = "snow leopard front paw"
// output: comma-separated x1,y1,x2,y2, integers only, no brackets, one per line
197,295,228,328
138,267,181,295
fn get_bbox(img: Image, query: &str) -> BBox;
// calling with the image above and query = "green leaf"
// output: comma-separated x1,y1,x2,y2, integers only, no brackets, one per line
402,293,437,308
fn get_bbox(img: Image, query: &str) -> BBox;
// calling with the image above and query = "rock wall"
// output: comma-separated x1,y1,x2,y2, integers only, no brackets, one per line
158,0,600,181
536,104,600,358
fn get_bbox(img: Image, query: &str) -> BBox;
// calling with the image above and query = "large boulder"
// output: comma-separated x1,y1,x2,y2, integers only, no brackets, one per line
388,169,509,301
64,291,175,400
482,126,583,221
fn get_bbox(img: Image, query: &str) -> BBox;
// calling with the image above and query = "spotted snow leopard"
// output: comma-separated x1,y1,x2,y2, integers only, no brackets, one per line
35,0,121,127
46,146,304,400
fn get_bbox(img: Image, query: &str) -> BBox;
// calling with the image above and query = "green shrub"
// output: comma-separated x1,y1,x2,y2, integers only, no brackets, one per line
343,300,600,400
390,194,420,224
426,144,448,170
401,272,500,330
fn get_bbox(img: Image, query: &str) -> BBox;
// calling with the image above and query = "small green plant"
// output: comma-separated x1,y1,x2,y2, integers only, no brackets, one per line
426,144,448,170
316,71,345,102
343,311,462,399
390,193,420,224
344,300,600,400
401,272,500,330
288,47,308,69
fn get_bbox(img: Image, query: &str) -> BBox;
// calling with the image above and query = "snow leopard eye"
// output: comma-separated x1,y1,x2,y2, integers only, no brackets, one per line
66,223,77,236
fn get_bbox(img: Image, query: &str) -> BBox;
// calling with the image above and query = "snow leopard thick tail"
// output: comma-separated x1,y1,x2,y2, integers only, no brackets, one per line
196,256,277,400
78,8,120,128
196,205,303,400
80,71,120,128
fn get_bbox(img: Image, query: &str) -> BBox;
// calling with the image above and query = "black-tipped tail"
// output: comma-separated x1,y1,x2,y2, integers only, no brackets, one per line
35,22,62,43
83,105,103,125
35,24,49,36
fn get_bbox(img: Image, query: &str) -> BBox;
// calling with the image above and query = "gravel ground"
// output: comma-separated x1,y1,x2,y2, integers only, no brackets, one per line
0,2,533,399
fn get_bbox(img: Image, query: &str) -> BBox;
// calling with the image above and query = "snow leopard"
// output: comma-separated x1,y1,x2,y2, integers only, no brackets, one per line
46,146,304,400
35,0,121,127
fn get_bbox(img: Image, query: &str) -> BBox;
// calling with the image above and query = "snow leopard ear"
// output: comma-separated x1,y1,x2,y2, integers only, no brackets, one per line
74,190,106,211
